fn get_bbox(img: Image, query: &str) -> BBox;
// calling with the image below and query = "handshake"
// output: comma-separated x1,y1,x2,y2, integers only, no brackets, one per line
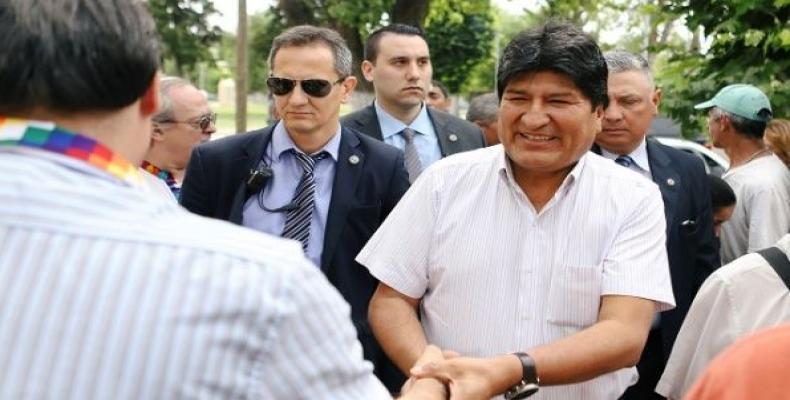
397,346,529,400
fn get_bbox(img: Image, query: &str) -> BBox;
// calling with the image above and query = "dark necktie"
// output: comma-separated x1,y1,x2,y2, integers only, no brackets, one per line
614,155,635,168
400,128,423,183
282,150,327,251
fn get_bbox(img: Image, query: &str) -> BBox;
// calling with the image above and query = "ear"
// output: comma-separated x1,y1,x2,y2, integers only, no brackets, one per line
361,60,375,82
151,124,166,142
651,87,662,116
140,73,160,117
339,76,358,104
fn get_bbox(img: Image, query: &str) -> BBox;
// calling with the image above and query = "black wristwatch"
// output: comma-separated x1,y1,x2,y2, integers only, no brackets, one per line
504,352,540,400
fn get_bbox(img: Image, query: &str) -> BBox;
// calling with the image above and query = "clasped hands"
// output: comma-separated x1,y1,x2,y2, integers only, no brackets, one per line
399,345,522,400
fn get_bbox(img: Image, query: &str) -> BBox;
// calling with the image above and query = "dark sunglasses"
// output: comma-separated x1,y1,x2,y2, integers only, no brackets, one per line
267,77,345,98
160,112,217,132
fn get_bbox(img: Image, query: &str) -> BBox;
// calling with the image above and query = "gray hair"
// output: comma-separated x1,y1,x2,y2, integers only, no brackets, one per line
603,50,654,88
152,76,193,123
268,25,353,78
466,93,499,124
710,107,769,139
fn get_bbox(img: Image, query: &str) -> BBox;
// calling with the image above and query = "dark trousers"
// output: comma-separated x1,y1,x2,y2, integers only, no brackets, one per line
620,328,667,400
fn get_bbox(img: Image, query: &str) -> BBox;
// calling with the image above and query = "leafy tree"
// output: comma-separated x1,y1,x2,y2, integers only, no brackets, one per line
425,0,495,94
148,0,223,77
265,0,493,94
661,0,789,137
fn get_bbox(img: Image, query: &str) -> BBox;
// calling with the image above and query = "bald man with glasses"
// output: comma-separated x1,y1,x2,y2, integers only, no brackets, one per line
145,76,216,199
180,25,411,392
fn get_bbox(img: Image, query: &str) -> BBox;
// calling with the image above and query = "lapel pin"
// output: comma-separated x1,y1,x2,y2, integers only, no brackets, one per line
349,155,360,165
448,134,458,142
666,178,675,186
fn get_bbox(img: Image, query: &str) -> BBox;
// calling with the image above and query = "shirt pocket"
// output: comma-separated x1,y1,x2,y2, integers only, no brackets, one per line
546,264,603,328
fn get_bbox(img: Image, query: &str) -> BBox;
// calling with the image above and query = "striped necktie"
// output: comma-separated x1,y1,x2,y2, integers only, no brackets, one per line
614,154,635,168
282,150,327,251
400,128,423,183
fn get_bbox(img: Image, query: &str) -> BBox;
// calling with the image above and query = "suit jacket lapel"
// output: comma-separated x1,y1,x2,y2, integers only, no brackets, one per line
647,139,680,230
428,108,452,157
321,128,364,270
351,104,384,140
228,128,273,224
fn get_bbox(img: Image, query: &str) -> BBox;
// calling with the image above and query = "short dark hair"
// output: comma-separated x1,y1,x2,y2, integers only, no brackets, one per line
708,174,736,209
268,25,353,78
0,0,160,114
431,80,449,98
496,22,608,109
364,23,426,63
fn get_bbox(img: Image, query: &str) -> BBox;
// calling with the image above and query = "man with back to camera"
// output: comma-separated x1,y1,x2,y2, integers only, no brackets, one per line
358,22,675,399
695,84,790,264
341,24,484,183
180,25,412,393
593,50,720,399
0,2,445,398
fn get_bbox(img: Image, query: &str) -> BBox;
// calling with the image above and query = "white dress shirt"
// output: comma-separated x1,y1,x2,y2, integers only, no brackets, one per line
599,138,653,180
357,146,675,400
656,234,790,400
0,145,389,399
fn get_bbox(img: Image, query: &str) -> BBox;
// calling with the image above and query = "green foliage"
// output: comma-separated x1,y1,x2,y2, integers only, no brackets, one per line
661,0,789,136
425,0,495,94
249,10,284,92
148,0,222,77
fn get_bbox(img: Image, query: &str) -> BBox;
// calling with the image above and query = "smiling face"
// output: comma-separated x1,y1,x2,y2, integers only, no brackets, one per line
362,33,432,116
498,70,603,179
271,43,355,144
598,70,661,155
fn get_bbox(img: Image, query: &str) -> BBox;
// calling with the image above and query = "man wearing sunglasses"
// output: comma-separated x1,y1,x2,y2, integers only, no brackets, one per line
180,25,412,392
145,76,216,199
342,24,484,183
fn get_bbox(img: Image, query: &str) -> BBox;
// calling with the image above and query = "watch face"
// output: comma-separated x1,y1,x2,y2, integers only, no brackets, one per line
505,381,539,400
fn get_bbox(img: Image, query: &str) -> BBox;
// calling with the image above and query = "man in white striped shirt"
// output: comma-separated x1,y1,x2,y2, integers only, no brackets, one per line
359,22,675,399
0,1,445,399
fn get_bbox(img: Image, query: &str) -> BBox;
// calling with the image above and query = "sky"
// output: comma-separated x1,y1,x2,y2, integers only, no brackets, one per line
210,0,541,33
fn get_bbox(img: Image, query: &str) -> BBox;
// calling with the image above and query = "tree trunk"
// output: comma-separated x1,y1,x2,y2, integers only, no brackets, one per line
278,0,316,25
236,0,248,133
391,0,430,27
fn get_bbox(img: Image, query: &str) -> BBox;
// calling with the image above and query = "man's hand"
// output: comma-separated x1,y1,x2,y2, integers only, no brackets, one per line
399,345,448,400
409,354,523,400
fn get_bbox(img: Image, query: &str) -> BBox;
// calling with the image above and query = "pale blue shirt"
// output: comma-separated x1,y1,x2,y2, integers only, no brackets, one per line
375,101,442,168
242,121,341,267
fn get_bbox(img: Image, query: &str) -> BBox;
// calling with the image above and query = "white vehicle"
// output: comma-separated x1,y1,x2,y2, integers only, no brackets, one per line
654,136,729,177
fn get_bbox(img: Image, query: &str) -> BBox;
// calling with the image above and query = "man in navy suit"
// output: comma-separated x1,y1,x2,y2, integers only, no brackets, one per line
594,51,720,399
341,24,484,183
180,25,410,392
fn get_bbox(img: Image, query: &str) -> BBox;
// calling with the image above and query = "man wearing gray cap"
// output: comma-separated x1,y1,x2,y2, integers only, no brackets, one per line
695,84,790,264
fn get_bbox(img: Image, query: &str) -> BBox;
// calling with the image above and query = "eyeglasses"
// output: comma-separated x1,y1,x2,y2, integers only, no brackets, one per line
160,112,217,132
267,77,345,98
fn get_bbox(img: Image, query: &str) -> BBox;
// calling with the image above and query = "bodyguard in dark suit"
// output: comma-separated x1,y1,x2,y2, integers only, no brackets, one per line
595,51,720,399
341,24,484,182
180,26,410,392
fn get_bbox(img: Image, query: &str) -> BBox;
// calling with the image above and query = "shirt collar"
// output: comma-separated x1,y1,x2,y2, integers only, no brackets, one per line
0,116,141,185
271,120,341,161
374,101,434,139
496,145,586,196
599,138,651,173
